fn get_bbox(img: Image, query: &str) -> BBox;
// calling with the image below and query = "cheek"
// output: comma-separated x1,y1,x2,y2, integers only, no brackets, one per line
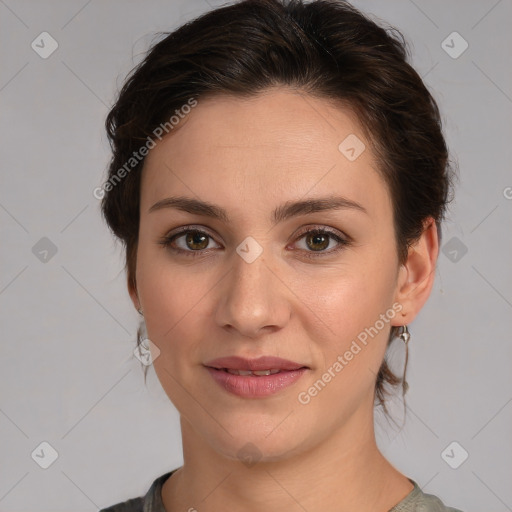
135,242,218,367
135,247,213,408
300,248,396,329
298,251,398,379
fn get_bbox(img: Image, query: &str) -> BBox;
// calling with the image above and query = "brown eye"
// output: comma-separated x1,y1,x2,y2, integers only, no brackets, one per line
159,228,221,257
185,231,209,251
305,232,330,252
293,227,350,259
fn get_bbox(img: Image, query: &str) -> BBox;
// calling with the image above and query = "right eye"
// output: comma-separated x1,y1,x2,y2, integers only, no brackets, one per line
158,227,222,257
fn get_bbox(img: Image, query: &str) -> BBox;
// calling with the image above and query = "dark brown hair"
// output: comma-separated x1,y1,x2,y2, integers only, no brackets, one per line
101,0,455,415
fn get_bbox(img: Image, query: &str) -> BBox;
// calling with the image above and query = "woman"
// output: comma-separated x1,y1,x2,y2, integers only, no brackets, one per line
99,0,462,510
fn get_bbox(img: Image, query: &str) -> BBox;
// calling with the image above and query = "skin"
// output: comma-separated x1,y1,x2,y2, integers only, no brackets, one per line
129,87,439,512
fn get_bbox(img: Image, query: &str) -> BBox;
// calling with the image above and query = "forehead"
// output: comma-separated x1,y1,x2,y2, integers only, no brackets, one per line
140,88,390,220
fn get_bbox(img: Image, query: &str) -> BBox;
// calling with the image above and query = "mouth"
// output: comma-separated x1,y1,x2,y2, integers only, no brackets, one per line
205,367,308,398
203,355,309,373
203,355,309,398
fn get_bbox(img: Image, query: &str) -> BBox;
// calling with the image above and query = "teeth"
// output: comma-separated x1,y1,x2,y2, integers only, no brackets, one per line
226,369,253,376
225,368,281,376
253,369,280,376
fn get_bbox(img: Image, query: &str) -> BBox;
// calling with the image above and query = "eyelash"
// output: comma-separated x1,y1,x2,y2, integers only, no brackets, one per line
158,225,351,260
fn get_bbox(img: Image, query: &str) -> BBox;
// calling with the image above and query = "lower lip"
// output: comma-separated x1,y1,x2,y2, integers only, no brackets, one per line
206,367,308,398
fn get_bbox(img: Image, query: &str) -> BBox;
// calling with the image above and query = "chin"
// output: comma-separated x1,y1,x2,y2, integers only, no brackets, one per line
204,419,313,466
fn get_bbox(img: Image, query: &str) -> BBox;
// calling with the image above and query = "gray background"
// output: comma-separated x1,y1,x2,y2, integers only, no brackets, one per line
1,0,511,510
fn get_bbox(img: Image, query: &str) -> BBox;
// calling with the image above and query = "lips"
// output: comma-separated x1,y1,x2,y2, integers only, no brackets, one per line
204,355,308,372
205,367,308,397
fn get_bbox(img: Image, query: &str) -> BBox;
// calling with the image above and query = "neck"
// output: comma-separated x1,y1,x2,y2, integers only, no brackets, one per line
162,400,412,512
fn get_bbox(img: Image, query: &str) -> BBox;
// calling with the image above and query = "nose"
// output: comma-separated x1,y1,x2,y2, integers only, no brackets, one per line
214,247,291,339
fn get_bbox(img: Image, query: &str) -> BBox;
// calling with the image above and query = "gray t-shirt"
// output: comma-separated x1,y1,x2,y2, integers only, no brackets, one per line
99,469,464,512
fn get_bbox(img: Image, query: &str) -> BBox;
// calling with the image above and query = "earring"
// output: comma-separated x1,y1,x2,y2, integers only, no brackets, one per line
398,325,410,344
138,308,143,316
398,325,410,395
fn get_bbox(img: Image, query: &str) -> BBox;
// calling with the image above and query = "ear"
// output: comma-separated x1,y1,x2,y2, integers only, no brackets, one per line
128,275,141,313
391,217,439,326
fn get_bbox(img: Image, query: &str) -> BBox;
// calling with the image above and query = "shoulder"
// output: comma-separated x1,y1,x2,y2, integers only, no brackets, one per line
415,490,465,512
99,469,177,512
99,496,143,512
390,479,465,512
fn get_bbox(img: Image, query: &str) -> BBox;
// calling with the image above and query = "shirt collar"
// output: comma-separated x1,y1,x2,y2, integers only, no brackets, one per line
142,469,177,512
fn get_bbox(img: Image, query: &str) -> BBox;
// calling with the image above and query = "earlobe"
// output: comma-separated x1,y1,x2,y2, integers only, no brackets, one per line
392,217,439,326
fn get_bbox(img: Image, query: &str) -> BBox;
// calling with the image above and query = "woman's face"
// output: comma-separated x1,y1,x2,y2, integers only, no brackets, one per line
131,88,422,461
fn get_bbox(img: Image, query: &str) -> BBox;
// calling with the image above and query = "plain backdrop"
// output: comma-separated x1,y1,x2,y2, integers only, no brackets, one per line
1,1,511,511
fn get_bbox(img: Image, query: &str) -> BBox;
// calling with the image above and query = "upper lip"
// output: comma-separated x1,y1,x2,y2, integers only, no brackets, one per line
204,356,308,371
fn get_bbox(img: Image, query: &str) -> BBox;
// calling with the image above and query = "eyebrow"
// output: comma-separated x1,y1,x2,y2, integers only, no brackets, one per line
148,195,367,223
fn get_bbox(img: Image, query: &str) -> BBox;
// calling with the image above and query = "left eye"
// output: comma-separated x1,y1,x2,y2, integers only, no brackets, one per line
293,228,348,254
